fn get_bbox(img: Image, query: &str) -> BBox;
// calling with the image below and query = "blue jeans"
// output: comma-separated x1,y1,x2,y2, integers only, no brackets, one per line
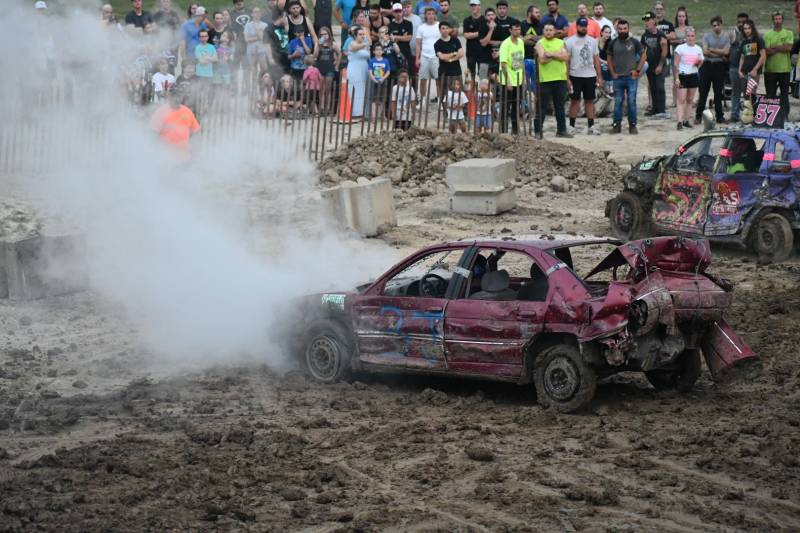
729,67,743,119
612,75,638,125
524,59,537,94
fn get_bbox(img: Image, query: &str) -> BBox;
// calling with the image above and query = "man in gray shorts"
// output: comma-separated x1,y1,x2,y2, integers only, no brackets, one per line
416,7,441,100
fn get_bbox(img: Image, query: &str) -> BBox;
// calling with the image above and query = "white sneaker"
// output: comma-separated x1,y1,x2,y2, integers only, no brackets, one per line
567,125,578,135
587,125,601,135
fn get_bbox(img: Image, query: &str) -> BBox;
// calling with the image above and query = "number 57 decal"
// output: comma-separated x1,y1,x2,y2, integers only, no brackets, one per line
755,103,781,126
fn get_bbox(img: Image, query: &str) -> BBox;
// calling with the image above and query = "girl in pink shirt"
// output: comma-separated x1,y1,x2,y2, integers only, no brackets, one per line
302,55,322,113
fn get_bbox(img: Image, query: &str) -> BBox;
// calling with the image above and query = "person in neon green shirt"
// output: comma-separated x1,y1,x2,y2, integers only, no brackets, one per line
534,23,571,138
764,12,794,113
498,21,525,133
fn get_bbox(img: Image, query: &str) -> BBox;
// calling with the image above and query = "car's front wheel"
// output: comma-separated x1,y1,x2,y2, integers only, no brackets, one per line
644,349,702,392
302,320,353,383
608,191,648,241
533,344,597,413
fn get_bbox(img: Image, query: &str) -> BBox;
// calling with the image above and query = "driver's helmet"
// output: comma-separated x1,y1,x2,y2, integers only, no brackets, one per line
473,255,488,279
729,137,755,157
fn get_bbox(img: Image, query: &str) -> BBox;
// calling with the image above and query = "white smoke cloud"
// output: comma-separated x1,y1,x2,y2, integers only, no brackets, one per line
0,2,397,367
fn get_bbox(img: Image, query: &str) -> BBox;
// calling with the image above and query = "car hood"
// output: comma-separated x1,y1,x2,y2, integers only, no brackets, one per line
585,237,711,282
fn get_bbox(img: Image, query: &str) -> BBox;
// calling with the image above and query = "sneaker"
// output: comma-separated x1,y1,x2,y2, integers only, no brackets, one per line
683,120,692,128
629,124,638,134
567,125,577,135
694,116,701,125
654,112,670,119
677,121,683,130
645,109,656,117
534,131,543,140
429,96,439,104
556,131,573,138
611,122,621,134
587,125,601,135
717,117,728,124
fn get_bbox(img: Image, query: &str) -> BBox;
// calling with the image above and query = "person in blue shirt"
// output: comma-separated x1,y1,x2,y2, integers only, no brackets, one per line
413,0,441,18
368,43,391,117
288,29,315,79
180,7,209,61
334,0,357,43
541,0,568,38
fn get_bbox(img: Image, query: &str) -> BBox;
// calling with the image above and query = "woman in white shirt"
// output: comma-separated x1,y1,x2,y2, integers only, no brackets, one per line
673,27,704,130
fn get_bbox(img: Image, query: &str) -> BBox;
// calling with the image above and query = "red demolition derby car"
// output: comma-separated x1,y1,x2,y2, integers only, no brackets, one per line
291,236,757,412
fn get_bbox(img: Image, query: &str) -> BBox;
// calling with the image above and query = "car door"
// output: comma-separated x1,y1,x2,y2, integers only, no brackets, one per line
653,134,726,235
351,246,471,370
443,247,547,380
706,133,770,236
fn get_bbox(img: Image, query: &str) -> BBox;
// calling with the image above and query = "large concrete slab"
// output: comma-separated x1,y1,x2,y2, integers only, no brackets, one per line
0,235,87,300
446,158,516,191
321,178,397,237
448,188,517,216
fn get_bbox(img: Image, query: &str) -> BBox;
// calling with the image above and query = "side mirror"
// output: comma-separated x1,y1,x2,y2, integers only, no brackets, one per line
771,161,792,174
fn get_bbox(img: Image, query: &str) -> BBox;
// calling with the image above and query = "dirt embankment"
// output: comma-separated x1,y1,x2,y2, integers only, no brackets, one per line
319,129,624,197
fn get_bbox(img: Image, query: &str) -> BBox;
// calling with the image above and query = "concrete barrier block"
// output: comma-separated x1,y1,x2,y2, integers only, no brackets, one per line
448,188,517,216
0,235,88,301
446,158,516,191
319,178,397,237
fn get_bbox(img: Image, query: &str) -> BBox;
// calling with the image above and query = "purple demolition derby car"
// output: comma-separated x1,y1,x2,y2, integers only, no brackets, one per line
607,126,800,261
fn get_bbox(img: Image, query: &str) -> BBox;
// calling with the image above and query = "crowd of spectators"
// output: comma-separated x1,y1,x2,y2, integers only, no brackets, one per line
65,0,800,137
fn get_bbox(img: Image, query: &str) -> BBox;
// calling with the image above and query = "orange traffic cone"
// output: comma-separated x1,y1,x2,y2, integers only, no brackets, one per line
337,68,353,123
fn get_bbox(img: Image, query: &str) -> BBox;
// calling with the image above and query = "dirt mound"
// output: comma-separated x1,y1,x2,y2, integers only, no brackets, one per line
319,129,624,193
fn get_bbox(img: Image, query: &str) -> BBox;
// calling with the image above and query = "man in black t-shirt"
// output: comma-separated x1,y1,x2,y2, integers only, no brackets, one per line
641,11,668,116
388,3,415,73
434,21,464,78
435,19,464,101
492,0,519,44
125,0,153,29
521,5,541,93
463,0,489,79
230,0,251,68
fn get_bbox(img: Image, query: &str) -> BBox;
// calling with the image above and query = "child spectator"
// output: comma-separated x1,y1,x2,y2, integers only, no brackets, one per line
303,55,322,113
194,29,217,81
445,77,469,133
276,74,301,119
175,60,199,110
214,31,233,87
288,28,314,80
474,78,494,133
244,7,269,72
369,43,391,117
316,26,341,112
391,68,417,129
257,72,276,118
152,58,176,102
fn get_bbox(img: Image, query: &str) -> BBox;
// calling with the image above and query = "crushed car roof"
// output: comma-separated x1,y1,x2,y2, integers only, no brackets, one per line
455,234,622,250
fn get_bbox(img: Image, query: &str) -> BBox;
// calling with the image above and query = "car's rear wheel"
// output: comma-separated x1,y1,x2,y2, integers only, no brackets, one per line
751,213,794,263
609,191,648,241
302,320,353,383
533,344,596,413
644,349,702,392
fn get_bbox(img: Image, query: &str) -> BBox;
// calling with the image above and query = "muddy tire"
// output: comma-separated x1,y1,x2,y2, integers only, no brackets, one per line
645,349,702,392
609,191,648,241
302,320,353,384
533,344,597,413
751,213,794,263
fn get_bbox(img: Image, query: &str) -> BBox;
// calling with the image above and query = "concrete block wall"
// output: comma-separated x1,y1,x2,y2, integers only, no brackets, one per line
0,235,87,301
321,177,397,237
446,158,517,216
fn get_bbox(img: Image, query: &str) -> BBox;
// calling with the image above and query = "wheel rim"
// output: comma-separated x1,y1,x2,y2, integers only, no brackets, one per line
543,357,580,402
615,201,634,233
306,335,339,380
758,225,777,253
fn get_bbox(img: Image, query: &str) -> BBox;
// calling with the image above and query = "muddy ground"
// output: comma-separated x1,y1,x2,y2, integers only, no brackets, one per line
3,116,800,531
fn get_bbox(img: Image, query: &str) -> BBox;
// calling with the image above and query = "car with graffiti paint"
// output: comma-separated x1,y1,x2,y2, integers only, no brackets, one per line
606,127,800,261
288,236,757,412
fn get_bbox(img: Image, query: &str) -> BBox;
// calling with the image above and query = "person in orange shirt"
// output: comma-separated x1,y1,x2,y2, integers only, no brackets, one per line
566,3,600,38
150,89,201,153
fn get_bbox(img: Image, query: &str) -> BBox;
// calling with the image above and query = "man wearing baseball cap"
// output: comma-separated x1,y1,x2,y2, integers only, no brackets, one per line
34,1,47,9
388,2,415,73
463,0,490,79
180,6,209,62
641,10,669,118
